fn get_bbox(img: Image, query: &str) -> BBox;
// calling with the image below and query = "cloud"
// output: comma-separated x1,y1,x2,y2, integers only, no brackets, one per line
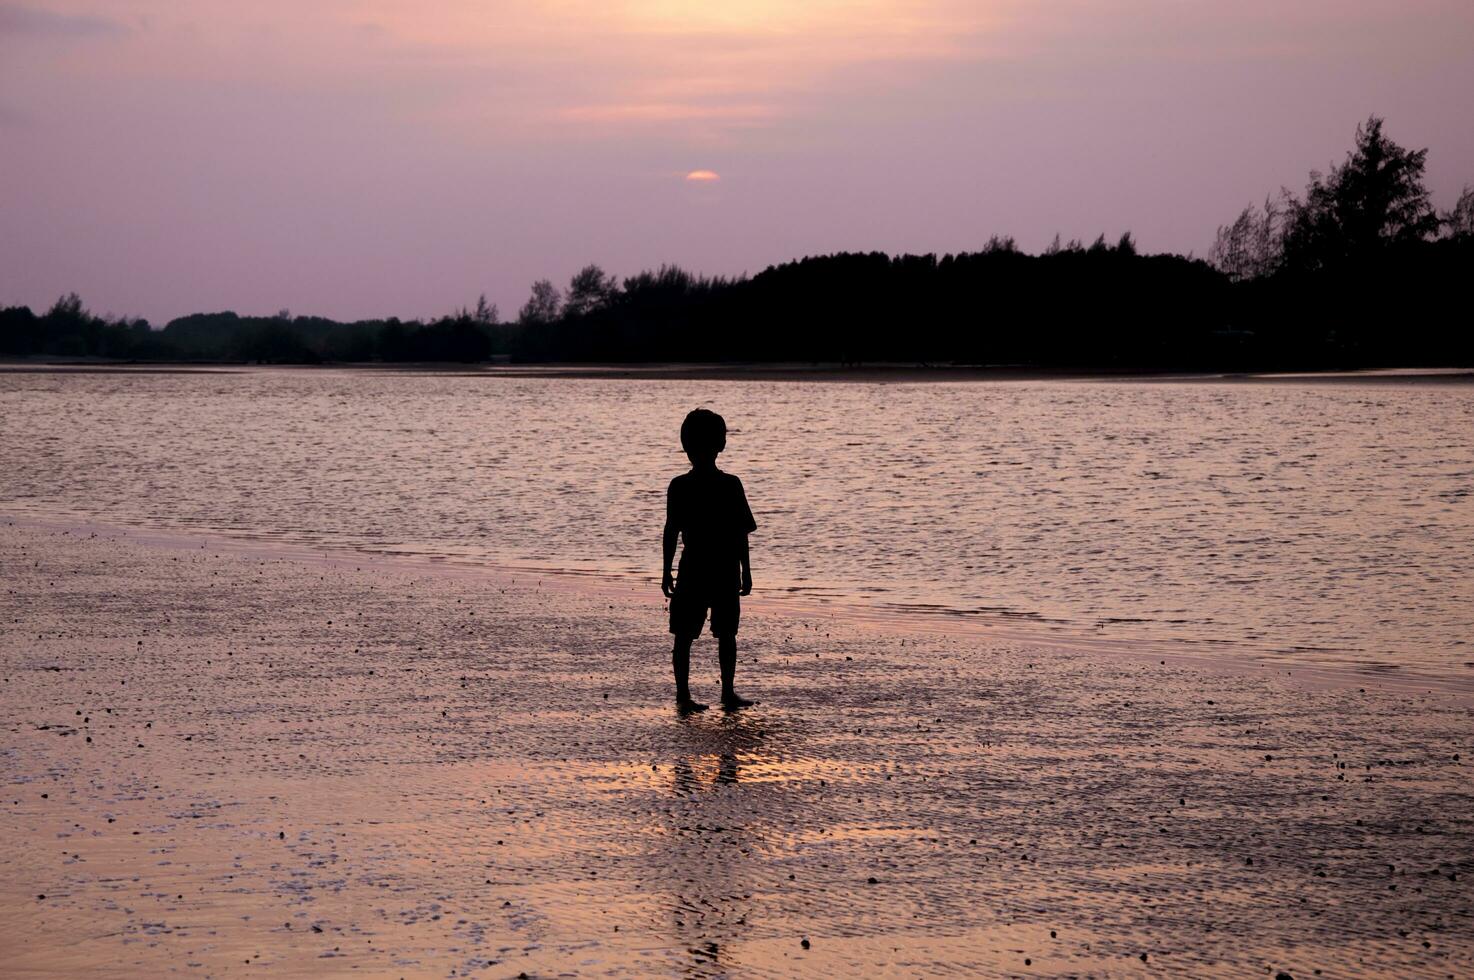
564,104,775,126
332,0,996,138
684,169,720,182
0,3,128,38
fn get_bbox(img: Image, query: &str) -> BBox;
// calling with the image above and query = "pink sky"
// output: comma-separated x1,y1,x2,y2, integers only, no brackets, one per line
3,1,1472,323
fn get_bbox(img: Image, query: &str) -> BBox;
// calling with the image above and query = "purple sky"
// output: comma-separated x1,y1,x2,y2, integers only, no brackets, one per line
3,1,1472,324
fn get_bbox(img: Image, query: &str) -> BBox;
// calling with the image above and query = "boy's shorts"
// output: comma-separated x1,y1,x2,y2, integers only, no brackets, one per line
669,567,740,639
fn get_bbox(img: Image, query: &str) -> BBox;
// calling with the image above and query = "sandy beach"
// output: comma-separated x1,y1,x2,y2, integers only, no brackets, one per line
2,521,1471,978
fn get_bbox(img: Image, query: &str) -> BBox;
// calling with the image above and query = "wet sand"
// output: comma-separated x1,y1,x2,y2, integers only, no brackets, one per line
2,523,1471,978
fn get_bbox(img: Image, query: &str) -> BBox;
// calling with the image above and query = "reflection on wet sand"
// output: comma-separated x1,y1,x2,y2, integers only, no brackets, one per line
4,525,1473,977
660,720,758,976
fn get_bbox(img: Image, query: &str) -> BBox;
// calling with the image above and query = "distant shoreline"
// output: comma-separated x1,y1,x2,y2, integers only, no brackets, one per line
4,359,1474,384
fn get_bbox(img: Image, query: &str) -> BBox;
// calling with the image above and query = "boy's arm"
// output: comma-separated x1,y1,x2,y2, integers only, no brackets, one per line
662,480,679,598
662,522,678,597
735,478,756,597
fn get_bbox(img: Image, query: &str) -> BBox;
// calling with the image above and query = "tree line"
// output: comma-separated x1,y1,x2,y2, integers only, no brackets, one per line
4,116,1470,370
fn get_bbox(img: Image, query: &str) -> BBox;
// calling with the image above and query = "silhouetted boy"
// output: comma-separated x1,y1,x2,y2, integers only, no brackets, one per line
662,409,757,713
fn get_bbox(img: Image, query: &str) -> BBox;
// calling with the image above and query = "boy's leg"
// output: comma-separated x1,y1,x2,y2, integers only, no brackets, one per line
718,636,754,710
672,636,707,713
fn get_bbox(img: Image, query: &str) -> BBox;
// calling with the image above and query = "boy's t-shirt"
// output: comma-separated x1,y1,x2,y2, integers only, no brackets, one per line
667,468,757,584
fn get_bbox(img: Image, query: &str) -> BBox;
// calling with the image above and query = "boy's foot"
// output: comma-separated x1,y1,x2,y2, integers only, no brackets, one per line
720,693,756,711
677,697,709,715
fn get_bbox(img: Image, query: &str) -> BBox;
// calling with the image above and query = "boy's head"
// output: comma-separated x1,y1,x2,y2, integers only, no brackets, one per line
680,408,727,464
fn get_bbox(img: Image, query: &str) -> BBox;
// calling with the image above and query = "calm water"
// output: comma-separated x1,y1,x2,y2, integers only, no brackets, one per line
4,368,1472,677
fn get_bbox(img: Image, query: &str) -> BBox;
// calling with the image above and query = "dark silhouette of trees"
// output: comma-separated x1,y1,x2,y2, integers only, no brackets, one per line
1213,117,1446,281
140,305,511,363
0,304,42,355
1204,115,1471,368
564,264,619,317
1278,116,1440,273
518,279,562,325
472,294,500,325
408,312,495,362
510,264,731,362
1210,197,1284,282
1444,185,1474,240
4,115,1468,371
501,244,1236,367
0,293,152,359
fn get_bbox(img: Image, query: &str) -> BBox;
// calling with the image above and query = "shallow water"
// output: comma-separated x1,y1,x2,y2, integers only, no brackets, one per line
3,368,1472,677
